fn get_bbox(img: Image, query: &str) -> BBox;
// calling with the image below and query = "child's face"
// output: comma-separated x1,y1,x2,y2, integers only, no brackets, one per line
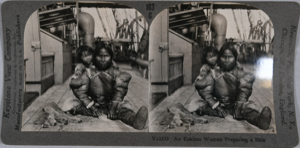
206,52,217,66
81,50,93,65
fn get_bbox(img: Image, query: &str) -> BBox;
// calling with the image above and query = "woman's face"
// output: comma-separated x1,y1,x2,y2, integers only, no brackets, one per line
81,50,93,66
219,49,236,71
95,48,112,70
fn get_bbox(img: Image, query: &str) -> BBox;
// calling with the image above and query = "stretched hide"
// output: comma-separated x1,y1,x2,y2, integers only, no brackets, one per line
61,97,81,112
34,102,82,128
165,102,208,128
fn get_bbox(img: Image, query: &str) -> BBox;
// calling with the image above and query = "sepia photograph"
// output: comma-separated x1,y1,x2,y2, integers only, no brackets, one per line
2,0,300,146
149,2,275,133
22,1,149,132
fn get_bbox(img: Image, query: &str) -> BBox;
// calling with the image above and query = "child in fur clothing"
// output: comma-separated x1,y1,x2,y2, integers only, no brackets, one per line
65,45,94,116
197,46,219,80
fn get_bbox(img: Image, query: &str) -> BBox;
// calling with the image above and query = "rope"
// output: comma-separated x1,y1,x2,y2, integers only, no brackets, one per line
122,10,146,30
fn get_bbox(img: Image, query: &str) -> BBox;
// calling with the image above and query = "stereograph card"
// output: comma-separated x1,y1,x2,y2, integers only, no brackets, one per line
0,0,300,147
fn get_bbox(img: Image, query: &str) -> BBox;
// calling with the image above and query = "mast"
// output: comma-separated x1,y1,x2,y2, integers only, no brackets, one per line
135,10,139,50
247,10,254,40
104,8,113,38
112,9,121,39
96,8,109,38
232,10,242,39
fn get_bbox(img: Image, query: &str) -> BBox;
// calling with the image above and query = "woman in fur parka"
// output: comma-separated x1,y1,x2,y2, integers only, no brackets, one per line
191,43,272,130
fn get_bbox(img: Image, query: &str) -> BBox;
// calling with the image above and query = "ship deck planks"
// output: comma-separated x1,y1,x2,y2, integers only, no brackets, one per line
22,62,276,133
149,63,276,133
22,63,149,132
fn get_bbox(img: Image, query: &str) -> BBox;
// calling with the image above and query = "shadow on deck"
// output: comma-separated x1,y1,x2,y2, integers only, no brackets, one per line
149,63,276,133
22,63,149,132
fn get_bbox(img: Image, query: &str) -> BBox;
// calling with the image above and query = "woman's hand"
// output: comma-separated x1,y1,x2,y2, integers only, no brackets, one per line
108,102,118,119
216,106,228,118
90,106,101,118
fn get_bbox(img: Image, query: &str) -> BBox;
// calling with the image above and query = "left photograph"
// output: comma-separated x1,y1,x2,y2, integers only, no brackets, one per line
22,1,149,132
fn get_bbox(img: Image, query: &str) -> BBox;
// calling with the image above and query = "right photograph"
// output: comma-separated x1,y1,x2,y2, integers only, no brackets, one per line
149,2,275,133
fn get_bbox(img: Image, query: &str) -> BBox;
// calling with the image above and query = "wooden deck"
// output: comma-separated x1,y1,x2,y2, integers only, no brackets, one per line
149,63,276,133
22,63,149,132
22,62,276,133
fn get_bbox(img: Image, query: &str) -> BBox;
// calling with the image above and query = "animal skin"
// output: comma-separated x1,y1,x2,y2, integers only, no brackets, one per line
34,102,82,128
166,102,208,129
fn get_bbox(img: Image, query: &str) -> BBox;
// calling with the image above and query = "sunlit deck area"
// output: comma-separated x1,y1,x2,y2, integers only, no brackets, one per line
149,63,276,133
22,63,149,132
